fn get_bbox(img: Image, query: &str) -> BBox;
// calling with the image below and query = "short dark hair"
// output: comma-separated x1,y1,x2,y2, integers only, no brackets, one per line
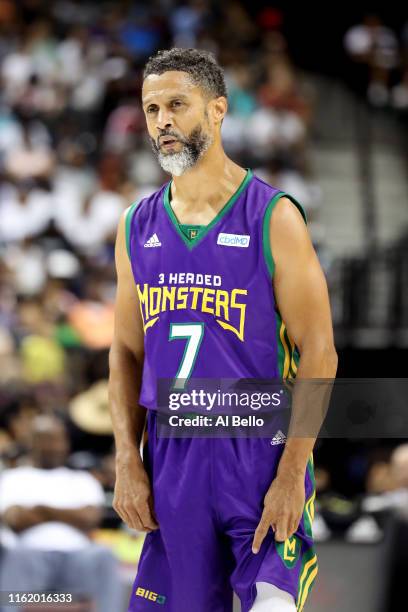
143,48,227,100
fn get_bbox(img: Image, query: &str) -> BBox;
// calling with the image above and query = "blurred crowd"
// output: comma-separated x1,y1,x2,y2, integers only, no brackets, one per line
344,13,408,110
0,0,319,475
1,4,408,595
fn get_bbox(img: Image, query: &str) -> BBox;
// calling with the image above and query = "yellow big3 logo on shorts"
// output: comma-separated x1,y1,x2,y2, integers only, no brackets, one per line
276,535,300,569
135,587,166,604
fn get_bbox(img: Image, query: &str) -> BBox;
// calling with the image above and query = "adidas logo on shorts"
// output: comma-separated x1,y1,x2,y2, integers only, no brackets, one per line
271,430,287,445
144,233,162,248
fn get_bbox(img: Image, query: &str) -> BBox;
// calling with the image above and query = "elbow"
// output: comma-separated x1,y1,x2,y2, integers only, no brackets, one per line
327,346,338,373
299,338,338,374
109,338,143,368
320,343,338,375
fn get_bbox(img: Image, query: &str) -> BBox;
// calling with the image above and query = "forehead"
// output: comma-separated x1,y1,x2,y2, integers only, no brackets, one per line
142,71,203,104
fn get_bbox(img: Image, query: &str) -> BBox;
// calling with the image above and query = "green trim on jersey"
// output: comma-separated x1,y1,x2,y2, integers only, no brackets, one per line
296,546,318,611
275,308,300,379
125,201,140,260
262,191,305,379
296,456,318,611
163,168,253,251
275,309,286,378
262,192,307,277
179,224,204,241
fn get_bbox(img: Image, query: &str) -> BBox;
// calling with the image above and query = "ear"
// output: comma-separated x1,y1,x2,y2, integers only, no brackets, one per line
209,96,228,125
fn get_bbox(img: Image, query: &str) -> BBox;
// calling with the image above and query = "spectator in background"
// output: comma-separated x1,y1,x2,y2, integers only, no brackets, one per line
1,39,33,104
3,118,55,182
365,444,408,609
383,444,408,505
56,25,88,88
258,59,312,124
169,0,208,48
391,68,408,112
344,14,399,106
0,414,122,612
0,392,40,462
0,180,53,243
54,154,126,255
219,1,257,49
363,443,408,513
67,278,115,350
2,238,49,296
226,63,257,118
53,136,96,199
102,99,145,154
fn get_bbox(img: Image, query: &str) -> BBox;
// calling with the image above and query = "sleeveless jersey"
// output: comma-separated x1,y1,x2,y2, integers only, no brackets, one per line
126,168,307,410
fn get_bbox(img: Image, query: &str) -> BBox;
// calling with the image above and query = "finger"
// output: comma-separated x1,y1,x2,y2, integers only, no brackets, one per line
126,504,151,532
138,501,159,531
112,498,125,520
114,501,144,532
290,516,301,537
252,511,272,554
275,516,290,542
148,495,159,524
113,503,133,527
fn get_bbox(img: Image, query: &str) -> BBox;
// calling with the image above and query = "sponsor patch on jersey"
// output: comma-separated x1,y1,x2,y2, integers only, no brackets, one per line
217,233,250,248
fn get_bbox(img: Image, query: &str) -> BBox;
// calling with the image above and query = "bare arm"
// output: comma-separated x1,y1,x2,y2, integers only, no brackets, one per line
38,506,103,531
3,505,102,533
108,209,158,532
253,197,338,552
272,198,338,477
2,506,47,533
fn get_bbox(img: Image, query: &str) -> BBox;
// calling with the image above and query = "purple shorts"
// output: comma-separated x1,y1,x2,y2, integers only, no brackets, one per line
128,410,317,612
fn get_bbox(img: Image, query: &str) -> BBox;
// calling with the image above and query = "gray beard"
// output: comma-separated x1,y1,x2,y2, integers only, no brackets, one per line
158,146,201,176
151,126,213,177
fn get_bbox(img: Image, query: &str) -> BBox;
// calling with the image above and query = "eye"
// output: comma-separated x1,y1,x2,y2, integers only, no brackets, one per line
171,100,183,108
146,106,158,114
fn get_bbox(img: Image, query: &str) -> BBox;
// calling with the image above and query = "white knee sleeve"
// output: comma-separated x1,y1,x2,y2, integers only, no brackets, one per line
249,582,296,612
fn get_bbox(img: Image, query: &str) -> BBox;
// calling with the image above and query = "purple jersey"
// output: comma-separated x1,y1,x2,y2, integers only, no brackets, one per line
126,169,306,406
125,168,317,612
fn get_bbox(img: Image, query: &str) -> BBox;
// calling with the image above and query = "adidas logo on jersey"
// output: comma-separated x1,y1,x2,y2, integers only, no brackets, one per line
271,430,287,446
144,233,162,248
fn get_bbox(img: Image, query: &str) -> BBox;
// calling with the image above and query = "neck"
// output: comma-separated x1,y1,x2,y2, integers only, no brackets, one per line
169,143,246,211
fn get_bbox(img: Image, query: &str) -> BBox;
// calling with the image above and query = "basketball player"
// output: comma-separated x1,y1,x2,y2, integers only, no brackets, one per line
109,48,338,611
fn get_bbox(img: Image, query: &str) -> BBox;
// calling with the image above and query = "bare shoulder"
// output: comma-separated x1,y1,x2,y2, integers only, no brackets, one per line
112,206,144,355
270,196,308,236
115,207,134,276
267,197,318,281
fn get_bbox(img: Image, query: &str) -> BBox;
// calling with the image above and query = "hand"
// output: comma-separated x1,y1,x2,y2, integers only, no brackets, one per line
252,471,305,554
113,453,159,533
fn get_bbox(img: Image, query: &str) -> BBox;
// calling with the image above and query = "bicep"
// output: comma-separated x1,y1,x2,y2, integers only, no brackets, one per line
270,198,335,352
113,210,145,360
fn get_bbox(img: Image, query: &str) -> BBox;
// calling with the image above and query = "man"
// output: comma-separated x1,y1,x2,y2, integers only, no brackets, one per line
109,48,337,612
0,414,122,612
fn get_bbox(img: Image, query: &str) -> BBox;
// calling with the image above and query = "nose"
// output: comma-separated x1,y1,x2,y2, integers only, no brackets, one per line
156,108,173,132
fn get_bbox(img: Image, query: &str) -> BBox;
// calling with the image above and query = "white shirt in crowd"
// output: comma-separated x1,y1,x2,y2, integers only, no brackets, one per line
0,186,53,243
0,466,105,551
54,189,125,253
